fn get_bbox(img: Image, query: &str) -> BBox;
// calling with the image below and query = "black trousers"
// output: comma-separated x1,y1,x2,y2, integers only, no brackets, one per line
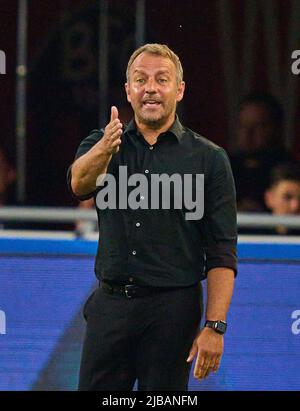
78,283,202,391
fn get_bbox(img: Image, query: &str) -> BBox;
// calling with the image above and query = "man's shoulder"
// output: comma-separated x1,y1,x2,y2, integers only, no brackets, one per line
181,126,224,153
74,129,105,160
85,128,104,141
78,128,105,147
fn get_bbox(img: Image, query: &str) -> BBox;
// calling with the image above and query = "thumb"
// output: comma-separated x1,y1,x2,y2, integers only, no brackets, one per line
186,340,198,363
110,106,118,122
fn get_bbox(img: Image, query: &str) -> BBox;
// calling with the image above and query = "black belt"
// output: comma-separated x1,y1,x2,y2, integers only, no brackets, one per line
101,281,175,299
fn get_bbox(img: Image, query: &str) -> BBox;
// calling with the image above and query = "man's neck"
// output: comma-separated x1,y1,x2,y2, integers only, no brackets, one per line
135,115,176,145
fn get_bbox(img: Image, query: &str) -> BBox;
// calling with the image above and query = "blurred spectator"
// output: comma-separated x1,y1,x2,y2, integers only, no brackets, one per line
229,93,293,212
75,198,98,237
264,162,300,235
0,145,16,206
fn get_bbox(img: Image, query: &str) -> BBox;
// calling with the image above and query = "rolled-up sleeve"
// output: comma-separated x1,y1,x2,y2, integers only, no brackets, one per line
67,129,103,201
203,147,238,276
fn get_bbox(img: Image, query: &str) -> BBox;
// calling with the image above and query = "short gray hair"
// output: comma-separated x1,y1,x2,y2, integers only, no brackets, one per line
126,43,183,84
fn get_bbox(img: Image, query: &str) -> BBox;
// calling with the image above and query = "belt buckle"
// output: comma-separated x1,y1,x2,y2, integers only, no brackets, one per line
124,285,136,299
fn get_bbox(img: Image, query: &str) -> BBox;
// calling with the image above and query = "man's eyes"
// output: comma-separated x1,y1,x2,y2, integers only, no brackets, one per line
134,78,169,84
158,78,168,83
283,194,300,201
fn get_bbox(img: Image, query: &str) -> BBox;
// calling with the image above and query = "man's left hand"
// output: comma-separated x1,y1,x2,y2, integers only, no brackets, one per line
186,327,224,380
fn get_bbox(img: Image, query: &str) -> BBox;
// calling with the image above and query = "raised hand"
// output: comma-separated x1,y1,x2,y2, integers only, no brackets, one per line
100,106,123,155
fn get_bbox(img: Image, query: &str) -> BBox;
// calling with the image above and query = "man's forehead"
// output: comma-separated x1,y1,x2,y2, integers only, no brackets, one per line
274,180,300,193
132,67,172,76
130,53,176,73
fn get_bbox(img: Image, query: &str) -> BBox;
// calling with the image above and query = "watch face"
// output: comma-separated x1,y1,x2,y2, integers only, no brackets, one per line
216,321,227,333
205,320,227,334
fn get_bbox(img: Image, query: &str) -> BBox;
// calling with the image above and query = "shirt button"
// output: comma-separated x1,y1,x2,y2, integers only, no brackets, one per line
132,250,137,255
149,146,154,150
136,222,141,227
145,169,149,174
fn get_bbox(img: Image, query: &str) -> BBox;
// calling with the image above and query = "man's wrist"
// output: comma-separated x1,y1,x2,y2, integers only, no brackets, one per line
204,320,227,335
95,142,114,157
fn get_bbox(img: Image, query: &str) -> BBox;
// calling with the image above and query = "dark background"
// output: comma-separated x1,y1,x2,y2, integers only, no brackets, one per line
0,0,299,206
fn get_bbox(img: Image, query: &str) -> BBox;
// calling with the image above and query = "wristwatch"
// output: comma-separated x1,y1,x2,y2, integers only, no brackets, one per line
204,320,227,335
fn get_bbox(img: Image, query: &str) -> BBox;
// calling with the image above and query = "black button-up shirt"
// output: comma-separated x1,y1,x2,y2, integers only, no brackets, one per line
67,116,237,287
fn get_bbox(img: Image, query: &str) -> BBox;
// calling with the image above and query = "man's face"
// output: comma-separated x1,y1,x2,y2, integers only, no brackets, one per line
265,180,300,215
236,103,275,152
125,52,185,128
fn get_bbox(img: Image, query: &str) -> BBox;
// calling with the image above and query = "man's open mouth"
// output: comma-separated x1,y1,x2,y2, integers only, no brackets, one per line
142,100,162,108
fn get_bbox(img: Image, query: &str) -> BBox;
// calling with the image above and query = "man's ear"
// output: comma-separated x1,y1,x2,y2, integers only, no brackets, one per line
125,83,131,103
264,189,274,211
176,81,185,103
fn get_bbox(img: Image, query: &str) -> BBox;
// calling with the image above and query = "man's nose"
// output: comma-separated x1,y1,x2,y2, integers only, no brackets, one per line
144,78,157,93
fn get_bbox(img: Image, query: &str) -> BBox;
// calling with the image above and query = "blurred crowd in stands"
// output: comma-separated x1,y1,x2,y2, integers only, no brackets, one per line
0,93,299,235
229,93,296,212
228,93,300,235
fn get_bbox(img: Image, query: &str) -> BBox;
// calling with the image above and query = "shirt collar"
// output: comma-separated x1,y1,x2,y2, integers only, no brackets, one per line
124,114,184,142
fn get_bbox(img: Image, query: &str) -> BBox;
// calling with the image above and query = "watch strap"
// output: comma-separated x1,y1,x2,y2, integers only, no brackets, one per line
204,320,227,334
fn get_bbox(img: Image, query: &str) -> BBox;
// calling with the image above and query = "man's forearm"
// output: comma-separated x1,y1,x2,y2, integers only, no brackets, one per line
71,144,112,197
205,267,235,321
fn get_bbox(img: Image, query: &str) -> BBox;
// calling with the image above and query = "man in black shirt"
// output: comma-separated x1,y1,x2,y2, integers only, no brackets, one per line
68,43,237,391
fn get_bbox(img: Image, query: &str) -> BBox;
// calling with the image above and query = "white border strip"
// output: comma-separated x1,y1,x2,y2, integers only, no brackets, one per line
0,230,299,244
0,207,299,228
0,230,99,241
238,235,300,244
